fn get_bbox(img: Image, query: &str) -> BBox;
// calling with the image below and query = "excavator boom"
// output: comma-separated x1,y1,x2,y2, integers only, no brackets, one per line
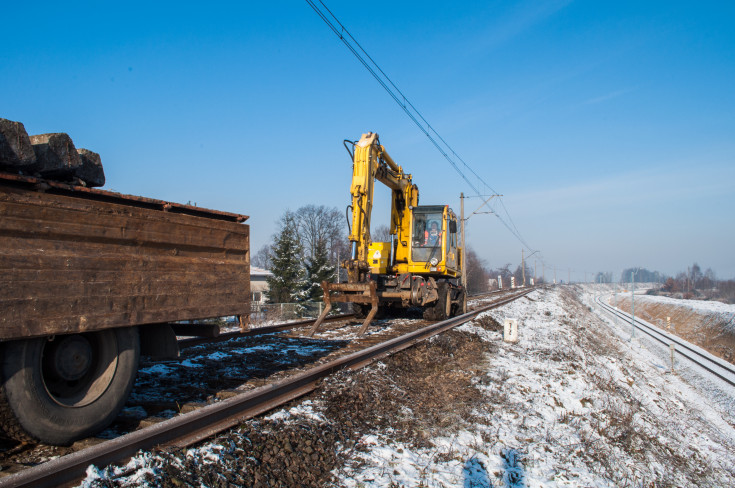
309,132,464,337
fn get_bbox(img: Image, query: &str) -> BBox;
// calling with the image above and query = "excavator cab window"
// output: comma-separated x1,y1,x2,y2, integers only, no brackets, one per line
412,209,444,262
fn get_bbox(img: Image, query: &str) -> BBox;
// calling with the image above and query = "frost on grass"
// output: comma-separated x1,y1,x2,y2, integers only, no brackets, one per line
77,287,735,487
332,287,735,487
77,409,356,488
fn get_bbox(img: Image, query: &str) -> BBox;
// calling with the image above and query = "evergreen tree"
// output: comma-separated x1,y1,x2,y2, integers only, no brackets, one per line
302,238,336,301
266,212,306,303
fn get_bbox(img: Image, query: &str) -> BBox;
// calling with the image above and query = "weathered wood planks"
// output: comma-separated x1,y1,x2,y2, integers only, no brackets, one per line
0,173,250,340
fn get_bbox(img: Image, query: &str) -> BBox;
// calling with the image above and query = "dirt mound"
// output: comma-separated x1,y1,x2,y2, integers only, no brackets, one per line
320,330,494,448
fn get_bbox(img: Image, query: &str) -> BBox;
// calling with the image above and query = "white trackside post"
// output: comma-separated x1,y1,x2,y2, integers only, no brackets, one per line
504,319,519,343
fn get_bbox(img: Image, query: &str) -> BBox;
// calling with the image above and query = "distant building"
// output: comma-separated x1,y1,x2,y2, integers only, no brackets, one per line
250,266,272,304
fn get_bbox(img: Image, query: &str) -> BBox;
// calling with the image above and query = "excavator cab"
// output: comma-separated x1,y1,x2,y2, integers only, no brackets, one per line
408,205,461,278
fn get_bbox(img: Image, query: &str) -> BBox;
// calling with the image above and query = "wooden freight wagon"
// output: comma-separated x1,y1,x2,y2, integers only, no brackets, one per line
0,172,250,444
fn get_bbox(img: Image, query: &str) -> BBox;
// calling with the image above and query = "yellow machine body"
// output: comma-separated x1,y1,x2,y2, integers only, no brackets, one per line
309,132,466,337
346,132,462,282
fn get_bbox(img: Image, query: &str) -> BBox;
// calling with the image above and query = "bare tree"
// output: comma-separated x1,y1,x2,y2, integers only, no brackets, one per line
252,244,273,270
465,247,491,293
702,268,717,289
294,205,343,260
512,263,534,285
371,224,391,242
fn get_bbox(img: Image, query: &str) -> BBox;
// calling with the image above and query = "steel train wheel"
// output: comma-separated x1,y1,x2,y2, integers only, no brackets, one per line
443,284,452,319
0,327,139,445
425,282,451,320
460,290,467,314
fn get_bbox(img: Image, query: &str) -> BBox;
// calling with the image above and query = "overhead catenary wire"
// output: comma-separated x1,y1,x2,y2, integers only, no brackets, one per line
305,0,535,252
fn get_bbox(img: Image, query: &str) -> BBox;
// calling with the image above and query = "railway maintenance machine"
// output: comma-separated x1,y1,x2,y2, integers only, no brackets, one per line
309,132,465,336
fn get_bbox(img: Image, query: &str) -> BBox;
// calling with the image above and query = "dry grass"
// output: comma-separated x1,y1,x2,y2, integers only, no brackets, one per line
561,287,722,486
319,330,494,448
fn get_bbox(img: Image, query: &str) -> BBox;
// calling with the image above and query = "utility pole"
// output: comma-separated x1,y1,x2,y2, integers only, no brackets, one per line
534,260,537,284
460,193,466,290
568,268,571,285
521,249,525,287
614,277,618,327
554,266,557,284
631,268,641,340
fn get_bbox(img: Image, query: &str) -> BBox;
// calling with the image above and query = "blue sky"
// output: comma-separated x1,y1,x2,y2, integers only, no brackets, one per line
3,1,734,280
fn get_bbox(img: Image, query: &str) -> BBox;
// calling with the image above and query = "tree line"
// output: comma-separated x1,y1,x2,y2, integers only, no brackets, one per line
253,205,513,303
253,206,342,304
589,263,734,303
463,251,536,292
657,262,735,302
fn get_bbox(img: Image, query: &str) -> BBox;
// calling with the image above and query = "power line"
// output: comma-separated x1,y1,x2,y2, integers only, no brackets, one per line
305,0,535,252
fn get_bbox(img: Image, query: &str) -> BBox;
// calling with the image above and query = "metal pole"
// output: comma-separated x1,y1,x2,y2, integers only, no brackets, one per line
614,279,618,327
631,271,636,340
534,260,537,284
460,193,467,290
522,249,525,287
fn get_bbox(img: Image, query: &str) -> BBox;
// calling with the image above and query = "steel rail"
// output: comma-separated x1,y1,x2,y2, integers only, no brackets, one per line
178,288,513,349
178,313,355,348
594,296,735,387
0,288,533,488
468,289,509,299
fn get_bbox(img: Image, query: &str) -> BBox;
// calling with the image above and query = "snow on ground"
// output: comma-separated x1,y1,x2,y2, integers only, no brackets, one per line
618,291,735,334
77,287,735,487
333,287,735,487
630,293,735,315
580,286,735,431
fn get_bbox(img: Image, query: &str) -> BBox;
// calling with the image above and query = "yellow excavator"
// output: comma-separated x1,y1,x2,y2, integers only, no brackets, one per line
309,132,465,336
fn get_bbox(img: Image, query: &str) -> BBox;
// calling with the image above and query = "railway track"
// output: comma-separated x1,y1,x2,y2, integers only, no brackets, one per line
177,313,356,348
594,295,735,388
0,288,533,488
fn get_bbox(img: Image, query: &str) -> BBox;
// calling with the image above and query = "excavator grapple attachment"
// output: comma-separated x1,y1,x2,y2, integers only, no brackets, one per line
308,281,379,337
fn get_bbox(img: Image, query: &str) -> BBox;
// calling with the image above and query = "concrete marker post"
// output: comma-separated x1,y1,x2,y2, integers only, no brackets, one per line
504,319,519,343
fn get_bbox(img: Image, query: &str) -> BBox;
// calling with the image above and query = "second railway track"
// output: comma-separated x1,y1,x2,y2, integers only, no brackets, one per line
594,294,735,388
0,288,533,488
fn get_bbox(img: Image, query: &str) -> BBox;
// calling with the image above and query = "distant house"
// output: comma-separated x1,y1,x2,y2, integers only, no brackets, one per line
250,266,272,304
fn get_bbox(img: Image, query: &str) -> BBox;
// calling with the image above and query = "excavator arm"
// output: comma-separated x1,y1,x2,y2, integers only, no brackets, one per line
346,132,417,282
310,132,462,337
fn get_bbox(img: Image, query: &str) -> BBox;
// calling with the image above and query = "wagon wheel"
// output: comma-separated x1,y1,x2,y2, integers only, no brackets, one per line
0,327,139,445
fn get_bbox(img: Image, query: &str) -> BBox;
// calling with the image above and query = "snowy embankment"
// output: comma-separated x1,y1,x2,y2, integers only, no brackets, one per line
333,287,735,487
614,291,735,333
78,287,735,487
596,286,735,364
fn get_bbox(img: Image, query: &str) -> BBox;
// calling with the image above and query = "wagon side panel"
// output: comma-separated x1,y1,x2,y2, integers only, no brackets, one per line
0,183,250,340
